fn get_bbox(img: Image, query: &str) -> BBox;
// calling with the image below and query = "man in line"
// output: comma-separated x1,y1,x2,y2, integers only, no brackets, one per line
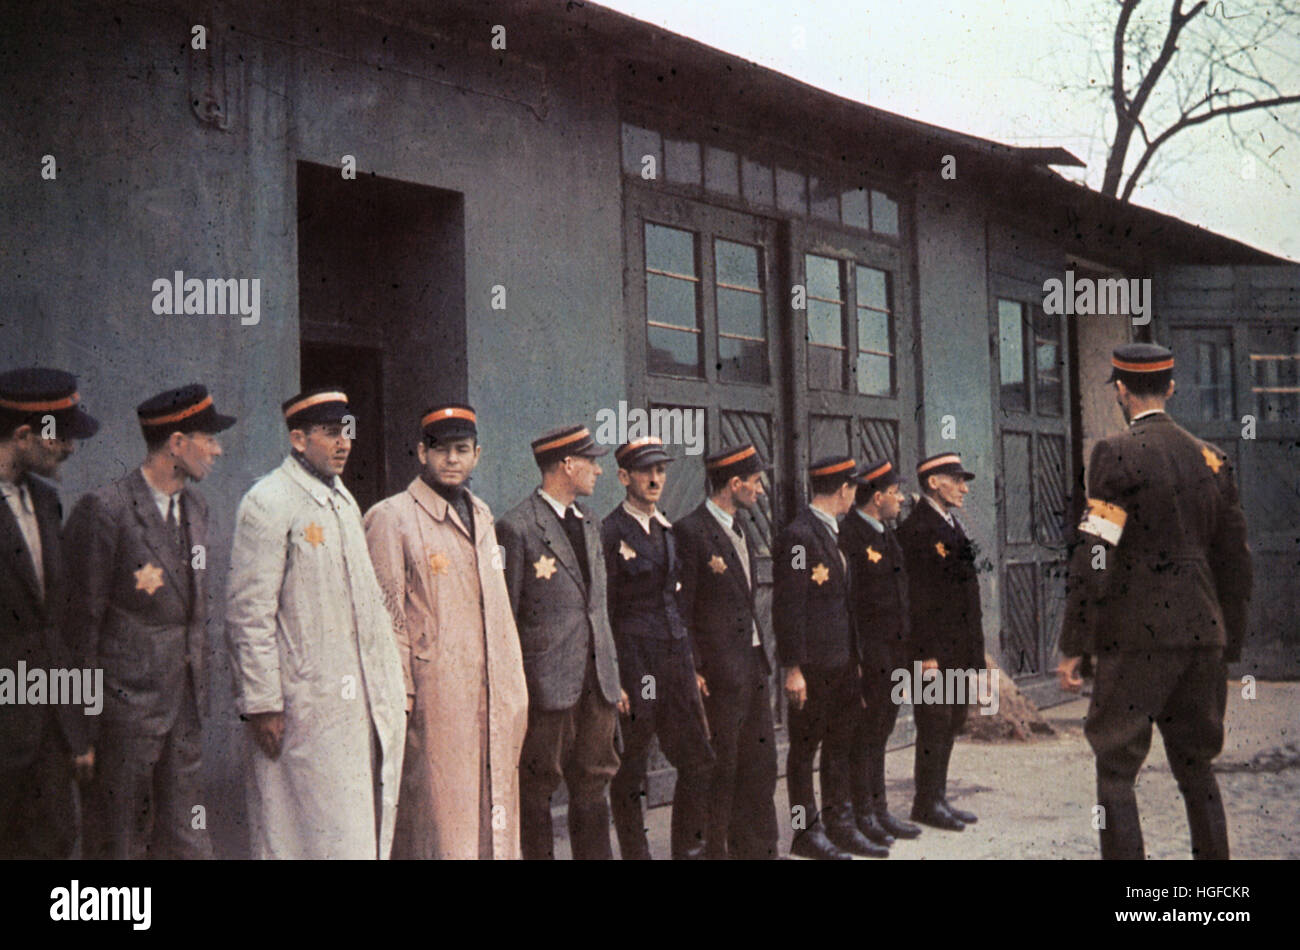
0,368,98,858
602,437,714,859
674,443,778,860
63,384,234,859
226,388,406,859
840,458,922,848
1058,343,1251,860
364,404,528,859
774,455,886,860
496,424,625,860
897,452,983,832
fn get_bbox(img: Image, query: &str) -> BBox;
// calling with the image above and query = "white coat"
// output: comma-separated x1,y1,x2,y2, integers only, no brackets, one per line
225,456,406,859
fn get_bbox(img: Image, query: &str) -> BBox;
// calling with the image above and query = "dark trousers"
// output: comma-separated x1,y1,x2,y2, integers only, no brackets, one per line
0,713,76,859
1086,648,1229,860
519,656,620,860
610,635,715,859
912,685,969,811
851,657,904,817
786,662,858,832
703,646,778,859
85,674,211,860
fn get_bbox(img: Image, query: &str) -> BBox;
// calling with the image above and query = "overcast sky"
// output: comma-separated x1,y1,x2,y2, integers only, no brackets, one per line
598,0,1300,261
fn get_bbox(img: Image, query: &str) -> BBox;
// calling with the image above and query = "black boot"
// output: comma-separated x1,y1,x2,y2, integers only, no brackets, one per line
789,822,854,860
911,800,964,831
855,811,896,847
826,804,889,858
878,811,922,839
941,798,977,824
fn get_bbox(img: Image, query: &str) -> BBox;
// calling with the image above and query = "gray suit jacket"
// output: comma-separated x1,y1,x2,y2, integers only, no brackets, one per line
62,469,209,741
496,491,620,712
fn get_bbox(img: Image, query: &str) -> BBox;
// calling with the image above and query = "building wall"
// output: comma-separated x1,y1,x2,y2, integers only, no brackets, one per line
2,0,627,855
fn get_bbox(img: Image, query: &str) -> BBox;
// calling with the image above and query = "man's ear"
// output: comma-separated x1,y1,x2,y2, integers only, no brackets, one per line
1166,379,1176,400
416,441,429,465
616,468,632,488
288,428,308,453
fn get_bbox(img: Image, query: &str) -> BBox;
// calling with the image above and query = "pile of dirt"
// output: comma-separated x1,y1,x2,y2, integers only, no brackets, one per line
960,653,1056,741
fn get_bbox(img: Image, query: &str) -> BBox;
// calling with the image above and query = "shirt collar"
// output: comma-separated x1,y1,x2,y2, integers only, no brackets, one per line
810,503,839,535
622,500,671,534
1129,408,1167,425
292,450,340,489
537,487,581,520
140,467,181,506
924,493,955,527
855,508,884,533
705,498,734,531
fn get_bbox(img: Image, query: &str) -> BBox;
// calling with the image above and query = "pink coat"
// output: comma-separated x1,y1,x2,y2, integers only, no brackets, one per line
364,477,528,859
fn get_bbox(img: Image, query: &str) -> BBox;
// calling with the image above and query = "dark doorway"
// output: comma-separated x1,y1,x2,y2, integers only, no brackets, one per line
297,161,466,513
299,341,385,513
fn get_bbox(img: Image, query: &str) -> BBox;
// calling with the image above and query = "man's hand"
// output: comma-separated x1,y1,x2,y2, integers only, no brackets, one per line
247,711,285,759
785,666,807,711
696,672,709,698
1056,655,1085,692
72,747,94,783
617,689,631,716
921,658,939,679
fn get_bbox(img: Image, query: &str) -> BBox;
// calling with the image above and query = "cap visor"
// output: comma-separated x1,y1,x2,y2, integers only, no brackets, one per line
626,451,674,469
62,410,100,439
208,412,238,433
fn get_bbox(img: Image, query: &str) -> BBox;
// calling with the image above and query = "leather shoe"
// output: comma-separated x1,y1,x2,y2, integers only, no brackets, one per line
941,799,977,824
911,802,964,831
789,824,854,860
827,819,890,858
878,811,922,839
855,812,895,847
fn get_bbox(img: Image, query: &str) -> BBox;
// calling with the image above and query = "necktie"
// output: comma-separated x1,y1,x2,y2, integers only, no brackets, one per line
562,507,591,588
167,495,185,554
15,483,44,594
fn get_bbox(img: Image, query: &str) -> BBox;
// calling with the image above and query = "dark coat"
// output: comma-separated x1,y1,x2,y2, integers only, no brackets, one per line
496,492,621,712
772,505,855,671
674,502,769,691
839,510,911,673
0,475,87,768
600,504,687,642
61,469,209,742
897,499,983,670
1061,412,1252,659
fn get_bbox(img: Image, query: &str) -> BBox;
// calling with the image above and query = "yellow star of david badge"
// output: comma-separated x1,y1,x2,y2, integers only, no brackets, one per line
304,522,325,547
1201,445,1223,473
935,541,949,558
134,562,164,596
866,545,883,563
811,563,830,586
534,554,557,580
619,540,637,561
427,551,450,576
708,554,727,574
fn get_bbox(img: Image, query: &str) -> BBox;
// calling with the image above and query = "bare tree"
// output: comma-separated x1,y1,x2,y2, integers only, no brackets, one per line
1095,0,1300,201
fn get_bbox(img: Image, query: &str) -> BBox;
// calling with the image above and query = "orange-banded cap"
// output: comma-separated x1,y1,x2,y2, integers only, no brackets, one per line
1109,342,1174,382
916,452,975,481
856,457,899,492
282,388,349,429
421,403,477,442
531,424,609,466
0,367,99,439
138,384,236,435
616,436,673,470
705,443,765,482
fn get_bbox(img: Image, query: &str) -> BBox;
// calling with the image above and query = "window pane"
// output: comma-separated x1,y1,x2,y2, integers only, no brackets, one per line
1250,324,1300,422
718,288,764,339
648,326,701,378
807,300,843,347
715,239,760,289
858,308,891,355
621,124,661,177
1171,327,1234,421
776,167,807,214
742,157,773,205
720,336,769,384
805,254,841,302
998,299,1028,411
871,191,899,236
856,265,889,311
1034,308,1062,416
645,223,695,276
704,146,739,195
841,188,870,229
809,175,839,221
855,352,892,396
664,138,702,185
647,273,697,330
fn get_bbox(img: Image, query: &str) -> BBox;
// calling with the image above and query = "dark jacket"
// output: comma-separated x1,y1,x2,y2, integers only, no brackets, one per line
496,492,621,712
675,502,769,690
0,475,87,768
62,469,209,742
839,509,911,673
773,505,855,671
897,498,983,670
1061,412,1252,659
601,504,687,642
